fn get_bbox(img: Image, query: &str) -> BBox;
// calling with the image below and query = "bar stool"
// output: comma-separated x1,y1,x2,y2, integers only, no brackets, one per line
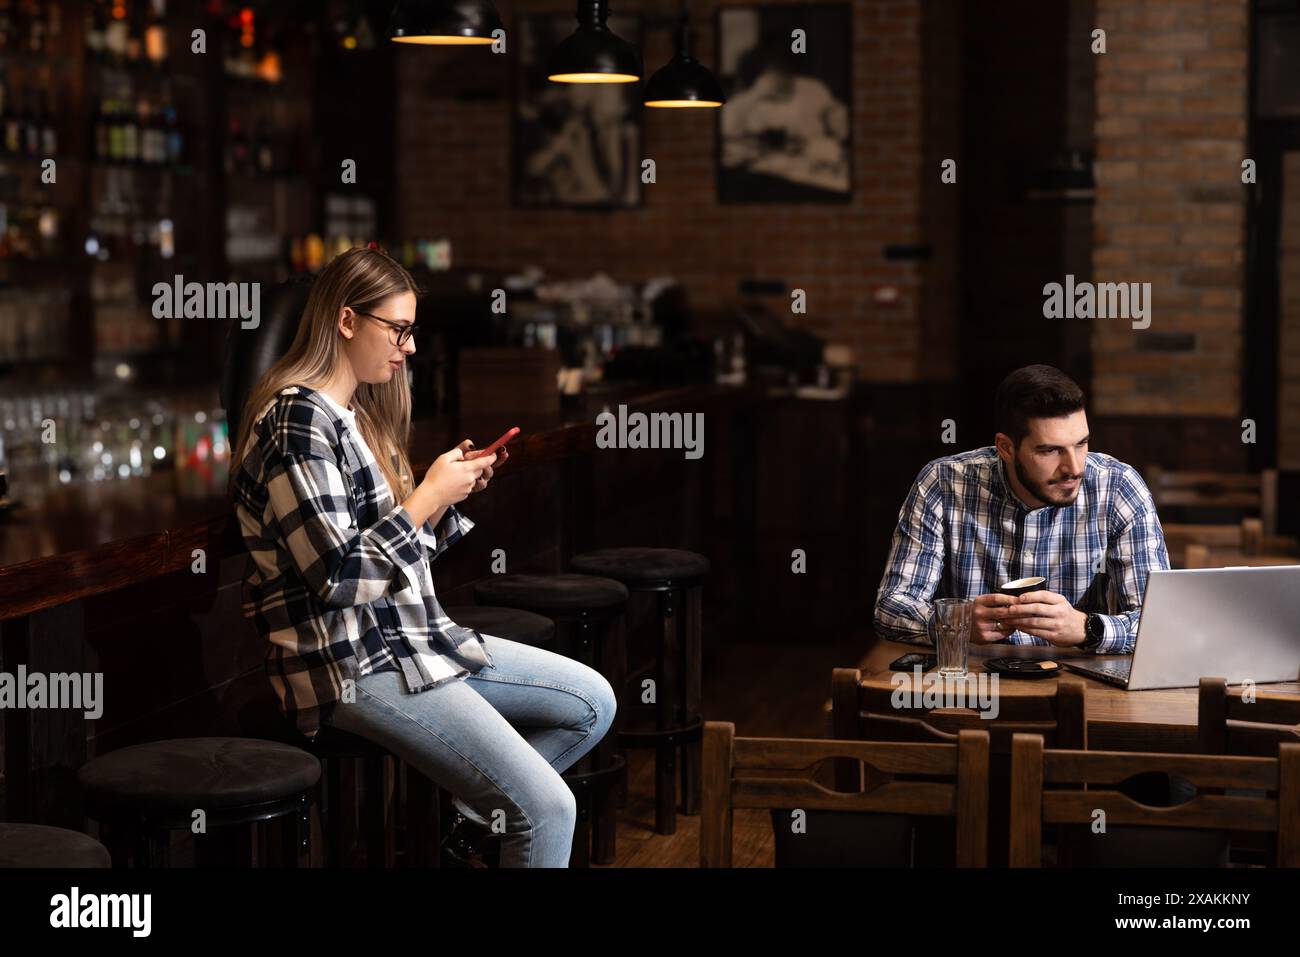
0,823,112,868
471,573,628,866
76,737,320,867
445,605,557,650
570,547,709,835
239,696,438,868
441,605,558,866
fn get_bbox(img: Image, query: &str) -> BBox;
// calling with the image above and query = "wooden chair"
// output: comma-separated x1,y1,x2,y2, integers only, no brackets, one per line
1147,467,1279,536
1198,677,1300,758
831,667,1086,783
1009,733,1300,867
700,721,990,867
831,666,1088,865
1197,678,1300,864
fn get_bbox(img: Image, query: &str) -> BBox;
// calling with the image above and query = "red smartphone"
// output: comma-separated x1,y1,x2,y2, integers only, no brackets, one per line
464,427,520,461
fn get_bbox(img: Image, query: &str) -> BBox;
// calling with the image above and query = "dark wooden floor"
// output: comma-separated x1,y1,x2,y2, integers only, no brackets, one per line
596,629,872,868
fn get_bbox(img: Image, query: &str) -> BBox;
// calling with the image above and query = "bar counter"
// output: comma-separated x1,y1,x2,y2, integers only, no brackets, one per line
0,382,761,621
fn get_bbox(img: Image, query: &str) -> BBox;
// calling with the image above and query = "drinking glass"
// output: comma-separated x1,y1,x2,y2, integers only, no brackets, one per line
929,598,973,677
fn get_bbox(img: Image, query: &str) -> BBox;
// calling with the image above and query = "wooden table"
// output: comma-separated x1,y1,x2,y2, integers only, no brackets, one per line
860,639,1300,753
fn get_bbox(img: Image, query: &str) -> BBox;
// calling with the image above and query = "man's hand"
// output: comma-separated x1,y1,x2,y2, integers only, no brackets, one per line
1000,589,1088,646
969,593,1020,644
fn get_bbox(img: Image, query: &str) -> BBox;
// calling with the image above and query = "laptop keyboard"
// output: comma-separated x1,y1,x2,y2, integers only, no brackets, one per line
1091,665,1131,681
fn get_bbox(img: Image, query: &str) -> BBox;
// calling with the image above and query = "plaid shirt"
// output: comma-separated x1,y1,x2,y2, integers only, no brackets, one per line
232,385,492,739
873,446,1169,654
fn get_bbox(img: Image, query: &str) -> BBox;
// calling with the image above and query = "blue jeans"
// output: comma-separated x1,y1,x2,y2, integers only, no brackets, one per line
324,633,617,867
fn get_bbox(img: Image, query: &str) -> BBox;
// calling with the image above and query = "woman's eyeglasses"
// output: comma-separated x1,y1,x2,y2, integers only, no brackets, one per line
352,309,419,347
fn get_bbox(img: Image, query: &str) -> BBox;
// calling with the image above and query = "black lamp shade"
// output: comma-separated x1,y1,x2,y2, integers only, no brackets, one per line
388,0,503,45
643,55,725,108
547,4,641,83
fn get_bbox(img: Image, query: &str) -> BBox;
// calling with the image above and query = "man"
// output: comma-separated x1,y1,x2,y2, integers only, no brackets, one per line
874,364,1169,653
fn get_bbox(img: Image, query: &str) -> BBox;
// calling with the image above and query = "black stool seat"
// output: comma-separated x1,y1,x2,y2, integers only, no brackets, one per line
0,824,112,868
571,548,710,587
473,574,628,614
445,605,556,648
77,737,321,814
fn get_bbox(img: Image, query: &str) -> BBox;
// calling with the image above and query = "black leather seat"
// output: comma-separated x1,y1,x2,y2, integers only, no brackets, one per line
570,547,710,587
0,823,112,868
77,737,320,867
445,605,556,648
472,573,628,614
78,737,320,815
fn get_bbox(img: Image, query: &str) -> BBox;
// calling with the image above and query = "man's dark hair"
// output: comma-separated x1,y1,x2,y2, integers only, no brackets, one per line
994,364,1086,443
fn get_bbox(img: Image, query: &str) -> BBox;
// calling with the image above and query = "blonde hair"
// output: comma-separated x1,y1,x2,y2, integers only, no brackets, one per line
229,246,421,501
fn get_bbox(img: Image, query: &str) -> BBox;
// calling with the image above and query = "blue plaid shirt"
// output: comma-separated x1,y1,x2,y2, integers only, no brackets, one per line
873,447,1169,654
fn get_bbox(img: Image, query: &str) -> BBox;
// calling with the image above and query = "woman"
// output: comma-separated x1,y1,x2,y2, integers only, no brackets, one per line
229,246,617,868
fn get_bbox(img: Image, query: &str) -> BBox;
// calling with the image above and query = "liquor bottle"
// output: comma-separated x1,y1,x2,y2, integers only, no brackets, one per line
105,1,129,63
256,121,273,175
25,0,43,54
122,97,140,163
162,86,182,165
85,0,107,60
3,80,20,154
0,75,8,155
37,90,55,157
108,96,124,162
22,90,38,156
22,0,43,53
145,0,166,65
137,97,154,163
126,0,143,63
94,94,109,159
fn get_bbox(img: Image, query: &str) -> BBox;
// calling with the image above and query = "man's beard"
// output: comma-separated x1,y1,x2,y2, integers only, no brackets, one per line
1014,455,1083,508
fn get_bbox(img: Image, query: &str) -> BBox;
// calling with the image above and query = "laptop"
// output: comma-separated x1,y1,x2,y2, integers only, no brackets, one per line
1058,566,1300,690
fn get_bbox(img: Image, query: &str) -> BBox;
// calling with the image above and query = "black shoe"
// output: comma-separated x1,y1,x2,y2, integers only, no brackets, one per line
440,812,493,868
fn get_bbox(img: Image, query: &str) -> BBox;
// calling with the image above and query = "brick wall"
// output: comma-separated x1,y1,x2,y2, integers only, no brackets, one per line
1090,0,1249,416
394,0,955,382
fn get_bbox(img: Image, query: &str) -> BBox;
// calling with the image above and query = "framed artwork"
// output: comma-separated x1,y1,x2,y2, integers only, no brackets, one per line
716,4,852,203
512,13,644,209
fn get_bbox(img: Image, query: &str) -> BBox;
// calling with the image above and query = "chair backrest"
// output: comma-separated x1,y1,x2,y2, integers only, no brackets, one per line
1009,732,1300,867
1147,467,1278,536
219,277,315,444
1198,677,1300,757
700,721,990,867
831,666,1086,790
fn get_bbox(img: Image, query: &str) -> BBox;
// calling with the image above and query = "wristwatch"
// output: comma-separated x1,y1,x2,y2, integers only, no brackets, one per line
1080,613,1105,650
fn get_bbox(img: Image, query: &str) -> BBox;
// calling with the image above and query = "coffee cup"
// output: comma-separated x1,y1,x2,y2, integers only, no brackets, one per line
1000,576,1046,598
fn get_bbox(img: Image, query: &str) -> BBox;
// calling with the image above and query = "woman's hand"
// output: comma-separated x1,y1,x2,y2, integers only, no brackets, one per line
421,442,491,507
470,444,508,493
